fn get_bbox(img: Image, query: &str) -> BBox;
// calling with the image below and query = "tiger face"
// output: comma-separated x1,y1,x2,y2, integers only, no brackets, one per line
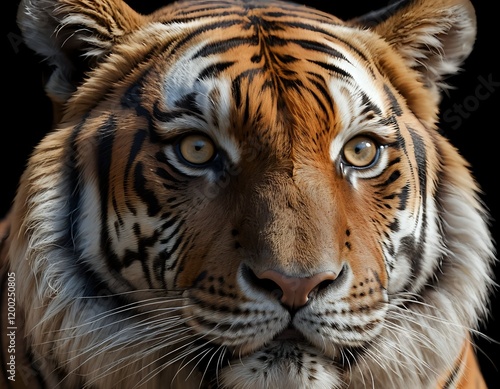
8,0,495,388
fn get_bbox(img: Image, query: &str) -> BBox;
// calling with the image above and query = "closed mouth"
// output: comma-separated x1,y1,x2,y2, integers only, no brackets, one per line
273,326,306,342
267,324,361,366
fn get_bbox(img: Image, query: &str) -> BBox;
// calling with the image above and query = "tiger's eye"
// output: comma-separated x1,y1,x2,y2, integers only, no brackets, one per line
178,134,216,165
343,136,378,168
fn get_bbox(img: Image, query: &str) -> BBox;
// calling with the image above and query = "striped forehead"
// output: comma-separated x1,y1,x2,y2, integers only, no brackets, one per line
161,38,238,162
159,24,388,160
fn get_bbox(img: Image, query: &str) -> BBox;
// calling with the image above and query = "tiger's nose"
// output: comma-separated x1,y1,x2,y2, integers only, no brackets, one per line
257,269,338,310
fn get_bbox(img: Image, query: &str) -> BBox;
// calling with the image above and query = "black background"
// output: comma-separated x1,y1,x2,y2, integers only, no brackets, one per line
2,0,499,386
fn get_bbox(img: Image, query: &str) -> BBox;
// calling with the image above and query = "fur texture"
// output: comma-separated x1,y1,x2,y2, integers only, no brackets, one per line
2,0,495,388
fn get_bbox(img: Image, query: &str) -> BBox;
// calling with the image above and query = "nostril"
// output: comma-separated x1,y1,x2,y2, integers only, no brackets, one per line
241,265,284,300
241,264,344,311
315,263,347,292
258,270,338,310
316,278,335,292
240,264,348,311
256,276,284,300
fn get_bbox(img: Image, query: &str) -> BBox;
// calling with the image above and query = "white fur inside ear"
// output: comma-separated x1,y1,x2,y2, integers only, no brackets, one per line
358,0,477,95
17,0,76,102
405,4,477,91
17,0,138,104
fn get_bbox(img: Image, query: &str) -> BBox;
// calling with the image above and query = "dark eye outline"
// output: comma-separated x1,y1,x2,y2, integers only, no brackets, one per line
341,135,382,170
174,132,219,168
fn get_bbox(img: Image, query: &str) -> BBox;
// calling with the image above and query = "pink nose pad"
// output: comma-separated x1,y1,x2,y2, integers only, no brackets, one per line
257,270,338,310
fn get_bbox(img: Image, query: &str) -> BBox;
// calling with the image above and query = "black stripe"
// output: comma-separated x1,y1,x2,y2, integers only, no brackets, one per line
384,240,396,258
232,72,243,108
395,127,429,288
407,127,427,201
124,129,148,216
112,196,123,231
172,2,239,17
398,235,424,278
407,127,429,277
133,162,162,217
122,223,161,289
282,77,303,90
66,116,86,253
173,237,199,286
174,92,203,116
247,14,285,31
275,53,299,64
292,40,347,60
388,219,400,232
232,68,262,108
96,116,123,272
243,84,252,123
158,219,185,247
65,118,135,295
193,36,259,58
374,170,401,187
310,60,351,79
261,4,339,23
198,61,235,79
384,84,403,116
303,77,333,117
165,19,244,55
398,184,410,211
159,212,180,232
153,101,189,123
263,11,288,18
278,21,369,63
360,91,383,116
64,119,133,297
121,75,155,127
152,100,207,125
155,166,184,184
154,221,186,286
165,231,191,272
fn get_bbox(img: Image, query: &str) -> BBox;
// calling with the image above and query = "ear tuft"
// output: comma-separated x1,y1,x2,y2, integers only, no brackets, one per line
351,0,476,96
17,0,142,105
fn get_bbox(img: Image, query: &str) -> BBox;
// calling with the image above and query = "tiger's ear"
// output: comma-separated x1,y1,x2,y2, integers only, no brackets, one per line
351,0,476,95
17,0,143,105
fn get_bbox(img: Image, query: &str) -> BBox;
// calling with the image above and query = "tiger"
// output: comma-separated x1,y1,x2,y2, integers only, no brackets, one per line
0,0,496,388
